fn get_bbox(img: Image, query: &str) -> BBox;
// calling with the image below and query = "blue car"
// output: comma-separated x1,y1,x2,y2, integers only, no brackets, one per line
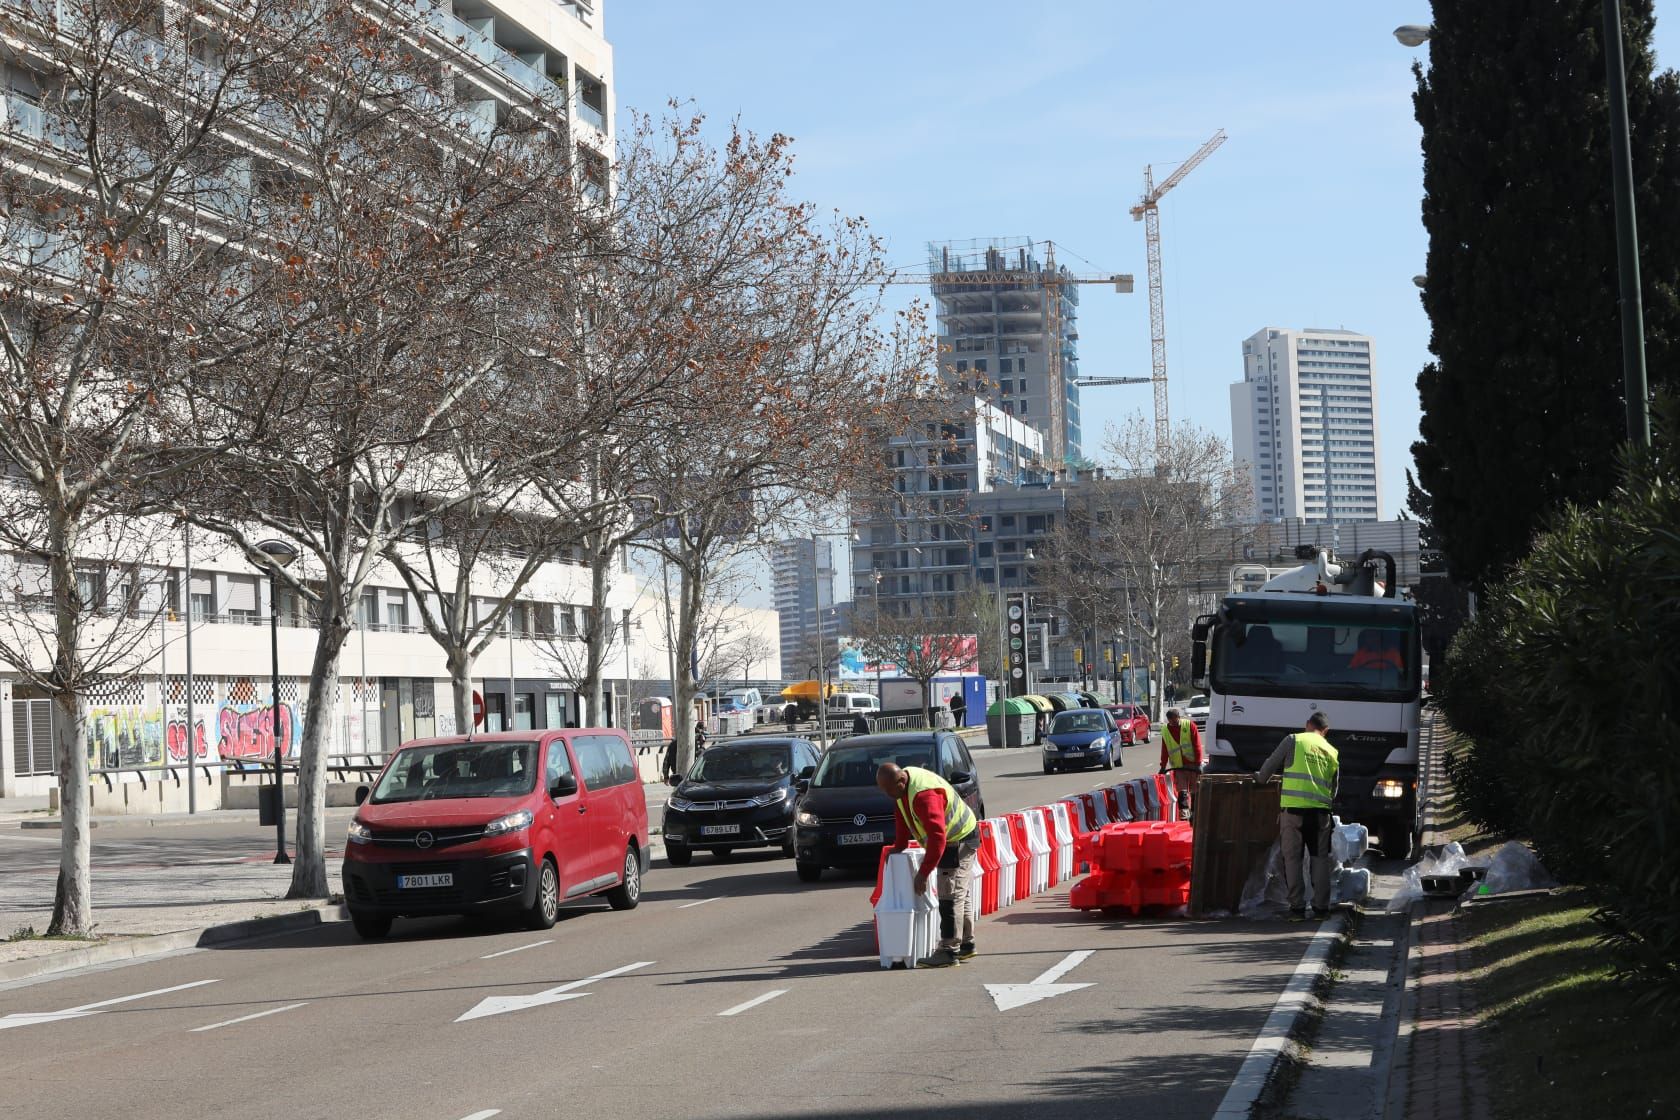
1042,708,1121,773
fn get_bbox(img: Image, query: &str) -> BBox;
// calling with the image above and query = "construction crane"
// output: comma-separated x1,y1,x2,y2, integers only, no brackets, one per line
1130,129,1227,455
888,241,1135,464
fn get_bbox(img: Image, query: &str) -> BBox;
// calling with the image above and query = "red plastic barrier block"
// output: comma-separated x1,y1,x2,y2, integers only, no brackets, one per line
1007,813,1032,901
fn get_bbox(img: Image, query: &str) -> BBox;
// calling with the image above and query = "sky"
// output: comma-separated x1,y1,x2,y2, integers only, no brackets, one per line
606,0,1679,523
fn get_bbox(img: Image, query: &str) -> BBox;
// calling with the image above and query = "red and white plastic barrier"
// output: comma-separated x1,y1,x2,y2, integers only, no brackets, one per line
989,816,1019,909
1022,808,1052,894
1048,801,1076,883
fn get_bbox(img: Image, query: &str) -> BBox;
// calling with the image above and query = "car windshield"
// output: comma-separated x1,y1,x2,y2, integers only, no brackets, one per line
371,741,538,803
1189,696,1209,708
1051,711,1107,734
811,743,933,787
689,747,790,782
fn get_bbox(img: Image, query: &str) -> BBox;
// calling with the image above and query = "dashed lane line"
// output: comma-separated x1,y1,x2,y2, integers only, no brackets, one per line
189,1002,308,1033
456,1111,501,1120
718,989,788,1017
0,978,221,1031
677,897,723,909
480,940,554,960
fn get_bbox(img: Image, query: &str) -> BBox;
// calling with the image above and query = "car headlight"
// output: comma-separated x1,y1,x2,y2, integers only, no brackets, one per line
1090,737,1107,750
666,796,696,812
796,809,820,827
347,820,372,845
1375,779,1406,799
752,787,789,807
484,809,534,835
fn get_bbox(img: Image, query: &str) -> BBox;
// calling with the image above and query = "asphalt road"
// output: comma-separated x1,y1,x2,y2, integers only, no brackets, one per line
0,743,1321,1120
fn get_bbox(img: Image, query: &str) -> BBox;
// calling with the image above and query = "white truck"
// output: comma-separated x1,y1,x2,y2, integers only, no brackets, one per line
1190,547,1422,857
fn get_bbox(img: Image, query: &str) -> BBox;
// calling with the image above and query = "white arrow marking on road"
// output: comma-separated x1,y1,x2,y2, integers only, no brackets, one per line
984,950,1096,1012
0,978,221,1031
455,960,653,1023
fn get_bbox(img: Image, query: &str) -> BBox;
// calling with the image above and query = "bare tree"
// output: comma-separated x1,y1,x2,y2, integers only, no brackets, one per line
1090,414,1251,720
855,599,977,726
0,0,325,934
175,3,599,898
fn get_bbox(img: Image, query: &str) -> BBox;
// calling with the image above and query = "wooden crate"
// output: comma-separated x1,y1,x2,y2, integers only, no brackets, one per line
1190,775,1281,916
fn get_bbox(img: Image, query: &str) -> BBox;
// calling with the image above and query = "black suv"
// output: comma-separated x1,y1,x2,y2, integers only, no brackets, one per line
661,738,820,865
791,732,984,883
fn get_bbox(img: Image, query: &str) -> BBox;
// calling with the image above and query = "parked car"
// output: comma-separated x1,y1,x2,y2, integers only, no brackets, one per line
1042,708,1121,773
791,732,983,883
1103,703,1151,746
341,729,649,940
661,737,820,865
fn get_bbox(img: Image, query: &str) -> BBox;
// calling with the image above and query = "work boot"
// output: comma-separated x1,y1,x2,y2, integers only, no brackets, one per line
917,947,961,969
957,941,977,961
1288,908,1307,922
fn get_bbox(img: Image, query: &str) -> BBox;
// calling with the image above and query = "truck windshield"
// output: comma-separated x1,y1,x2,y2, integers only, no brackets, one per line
1212,618,1418,701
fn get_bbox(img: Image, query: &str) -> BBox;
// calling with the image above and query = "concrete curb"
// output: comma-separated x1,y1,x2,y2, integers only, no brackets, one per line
17,808,356,830
1210,907,1353,1119
1383,900,1425,1120
0,903,348,985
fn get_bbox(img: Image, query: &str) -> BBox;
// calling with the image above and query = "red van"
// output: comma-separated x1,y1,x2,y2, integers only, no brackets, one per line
341,729,648,939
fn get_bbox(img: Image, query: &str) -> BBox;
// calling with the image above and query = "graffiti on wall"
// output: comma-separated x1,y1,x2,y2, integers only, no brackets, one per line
216,703,298,761
86,708,166,770
166,718,210,763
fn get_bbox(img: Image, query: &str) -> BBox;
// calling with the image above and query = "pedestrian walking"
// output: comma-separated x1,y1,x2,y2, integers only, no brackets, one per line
948,691,966,727
694,721,708,756
1254,712,1340,920
851,712,871,737
876,762,980,968
1159,708,1204,821
784,702,798,732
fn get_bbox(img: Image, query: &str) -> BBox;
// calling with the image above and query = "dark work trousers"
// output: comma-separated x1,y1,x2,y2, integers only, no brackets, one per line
936,833,981,949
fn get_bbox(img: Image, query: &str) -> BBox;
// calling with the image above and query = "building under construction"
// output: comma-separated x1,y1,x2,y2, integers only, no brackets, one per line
930,238,1084,465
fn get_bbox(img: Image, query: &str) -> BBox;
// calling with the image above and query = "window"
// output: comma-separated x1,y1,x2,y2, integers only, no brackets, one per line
1000,358,1013,373
545,739,576,793
225,574,259,623
385,595,409,631
956,360,968,372
572,733,635,789
974,359,988,373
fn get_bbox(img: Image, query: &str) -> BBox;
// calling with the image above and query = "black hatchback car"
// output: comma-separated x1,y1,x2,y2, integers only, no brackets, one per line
661,737,821,865
791,732,984,883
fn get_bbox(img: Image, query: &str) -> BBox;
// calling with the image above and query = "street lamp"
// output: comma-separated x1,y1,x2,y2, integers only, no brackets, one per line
810,528,854,753
256,539,298,865
1395,14,1648,445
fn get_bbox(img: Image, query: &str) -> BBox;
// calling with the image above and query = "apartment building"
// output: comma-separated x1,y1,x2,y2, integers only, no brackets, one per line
770,537,833,680
930,238,1086,465
0,1,645,801
1230,328,1383,523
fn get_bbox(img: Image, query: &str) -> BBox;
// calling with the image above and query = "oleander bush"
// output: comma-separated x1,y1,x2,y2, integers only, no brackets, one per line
1435,398,1680,1008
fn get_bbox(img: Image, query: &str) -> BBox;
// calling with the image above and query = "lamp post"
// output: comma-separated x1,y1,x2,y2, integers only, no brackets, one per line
1395,14,1649,445
256,539,298,865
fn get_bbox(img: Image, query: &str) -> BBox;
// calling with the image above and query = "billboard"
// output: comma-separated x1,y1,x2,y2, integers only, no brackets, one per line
835,635,979,680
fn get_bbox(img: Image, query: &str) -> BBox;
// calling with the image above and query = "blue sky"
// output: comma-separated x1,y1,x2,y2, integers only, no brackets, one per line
608,1,1679,520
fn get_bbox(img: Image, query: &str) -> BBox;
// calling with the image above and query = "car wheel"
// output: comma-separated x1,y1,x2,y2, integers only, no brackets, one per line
350,910,391,940
710,847,734,862
606,845,641,911
1102,748,1115,770
795,861,822,882
665,842,692,867
526,857,560,930
1043,760,1054,774
781,833,797,858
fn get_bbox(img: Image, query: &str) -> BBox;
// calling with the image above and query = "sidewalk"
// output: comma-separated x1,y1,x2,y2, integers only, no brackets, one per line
1392,719,1490,1120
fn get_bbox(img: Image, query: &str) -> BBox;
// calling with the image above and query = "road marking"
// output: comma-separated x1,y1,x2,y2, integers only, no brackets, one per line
677,897,722,909
456,960,654,1023
456,1112,501,1120
0,978,221,1031
189,1002,307,1032
718,989,788,1017
480,939,553,960
984,950,1096,1012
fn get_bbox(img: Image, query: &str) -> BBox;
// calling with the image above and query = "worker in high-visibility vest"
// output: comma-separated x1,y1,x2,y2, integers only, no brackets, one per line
1255,712,1340,920
1158,708,1204,821
877,762,980,968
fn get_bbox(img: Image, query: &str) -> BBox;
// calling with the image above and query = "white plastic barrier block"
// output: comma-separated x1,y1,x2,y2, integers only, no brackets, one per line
989,817,1018,909
1331,817,1370,864
1049,801,1076,882
1110,787,1133,823
876,848,938,968
1332,865,1371,905
965,831,984,924
1089,792,1110,827
1136,779,1161,821
1023,808,1052,896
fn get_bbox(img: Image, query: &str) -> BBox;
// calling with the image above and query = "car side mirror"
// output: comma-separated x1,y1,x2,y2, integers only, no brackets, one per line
798,765,815,781
949,770,973,786
354,785,369,805
549,774,578,798
795,778,810,794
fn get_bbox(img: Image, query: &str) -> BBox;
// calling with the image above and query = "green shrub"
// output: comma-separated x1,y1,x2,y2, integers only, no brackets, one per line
1436,399,1680,1005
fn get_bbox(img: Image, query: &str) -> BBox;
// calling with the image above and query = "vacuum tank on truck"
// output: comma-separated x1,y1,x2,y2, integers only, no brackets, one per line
1190,547,1422,857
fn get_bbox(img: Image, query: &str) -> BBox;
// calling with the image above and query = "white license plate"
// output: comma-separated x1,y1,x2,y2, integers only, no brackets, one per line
397,873,453,889
699,824,740,837
837,831,884,846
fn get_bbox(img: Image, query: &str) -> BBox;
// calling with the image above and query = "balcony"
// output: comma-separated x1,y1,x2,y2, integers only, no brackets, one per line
424,8,564,105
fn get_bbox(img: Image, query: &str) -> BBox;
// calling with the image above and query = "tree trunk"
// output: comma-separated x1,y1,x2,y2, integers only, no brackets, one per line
48,690,92,936
671,559,702,775
46,512,92,936
581,553,611,726
448,646,474,733
288,623,348,899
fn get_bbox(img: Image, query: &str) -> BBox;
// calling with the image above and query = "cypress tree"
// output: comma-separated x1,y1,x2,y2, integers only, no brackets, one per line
1410,0,1680,589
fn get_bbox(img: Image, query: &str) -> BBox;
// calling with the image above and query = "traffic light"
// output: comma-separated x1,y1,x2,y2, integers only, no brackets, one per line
1171,655,1181,671
1074,646,1083,664
1121,653,1130,668
1103,646,1114,662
